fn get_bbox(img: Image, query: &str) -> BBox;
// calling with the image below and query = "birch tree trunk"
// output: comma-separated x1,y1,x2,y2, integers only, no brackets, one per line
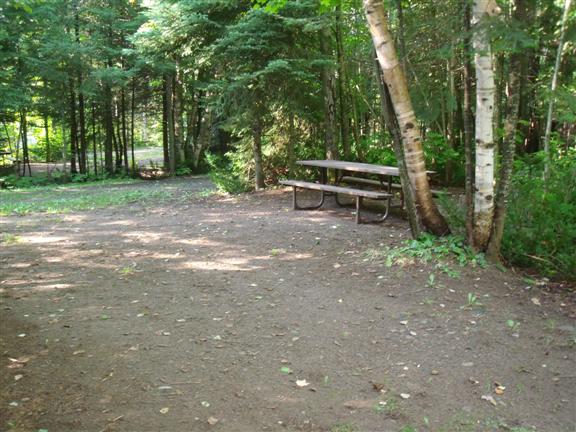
463,0,475,246
486,53,521,261
543,0,572,179
472,0,500,249
363,0,449,236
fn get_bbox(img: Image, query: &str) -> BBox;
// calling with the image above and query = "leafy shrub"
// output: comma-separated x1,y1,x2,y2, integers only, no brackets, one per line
175,166,192,176
205,152,251,194
502,153,576,279
366,233,486,269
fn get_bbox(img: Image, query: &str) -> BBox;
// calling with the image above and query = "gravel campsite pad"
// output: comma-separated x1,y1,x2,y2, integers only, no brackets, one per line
0,177,574,432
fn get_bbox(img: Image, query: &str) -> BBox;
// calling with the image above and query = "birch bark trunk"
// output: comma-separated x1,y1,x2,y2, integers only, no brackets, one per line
363,0,449,235
472,0,500,249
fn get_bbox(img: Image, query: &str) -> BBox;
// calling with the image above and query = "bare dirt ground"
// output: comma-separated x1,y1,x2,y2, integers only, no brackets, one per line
1,177,574,432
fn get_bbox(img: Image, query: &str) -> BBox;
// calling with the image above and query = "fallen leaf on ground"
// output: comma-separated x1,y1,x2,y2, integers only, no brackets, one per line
159,407,170,414
296,379,309,387
481,395,497,406
280,367,292,374
400,393,411,399
371,382,385,392
207,417,219,426
494,383,506,395
531,297,541,306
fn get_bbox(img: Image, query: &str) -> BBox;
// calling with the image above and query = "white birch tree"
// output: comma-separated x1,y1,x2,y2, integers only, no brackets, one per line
472,0,500,249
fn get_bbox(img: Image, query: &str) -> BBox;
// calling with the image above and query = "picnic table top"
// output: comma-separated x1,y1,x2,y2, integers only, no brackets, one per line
297,160,400,176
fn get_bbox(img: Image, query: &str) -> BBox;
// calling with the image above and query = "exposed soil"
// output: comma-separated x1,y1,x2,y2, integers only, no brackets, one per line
1,177,574,432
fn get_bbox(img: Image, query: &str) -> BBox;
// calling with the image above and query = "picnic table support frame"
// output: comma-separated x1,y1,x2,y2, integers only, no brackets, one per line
292,186,326,210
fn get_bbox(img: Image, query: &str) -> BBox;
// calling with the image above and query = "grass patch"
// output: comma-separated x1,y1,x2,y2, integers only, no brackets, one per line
0,181,168,215
0,233,21,245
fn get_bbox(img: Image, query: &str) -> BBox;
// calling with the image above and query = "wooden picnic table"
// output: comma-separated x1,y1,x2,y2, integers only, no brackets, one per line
280,160,409,224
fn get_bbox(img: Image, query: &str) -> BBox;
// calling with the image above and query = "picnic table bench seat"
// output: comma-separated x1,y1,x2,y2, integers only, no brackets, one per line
279,179,392,224
340,175,449,196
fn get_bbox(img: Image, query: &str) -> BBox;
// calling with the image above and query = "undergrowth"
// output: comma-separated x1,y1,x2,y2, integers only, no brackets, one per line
365,234,486,272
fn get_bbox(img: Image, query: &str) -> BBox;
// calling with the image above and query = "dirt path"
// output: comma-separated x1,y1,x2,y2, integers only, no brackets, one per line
1,178,574,432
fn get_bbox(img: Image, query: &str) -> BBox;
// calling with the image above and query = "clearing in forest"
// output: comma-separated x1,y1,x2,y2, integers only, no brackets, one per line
0,177,574,432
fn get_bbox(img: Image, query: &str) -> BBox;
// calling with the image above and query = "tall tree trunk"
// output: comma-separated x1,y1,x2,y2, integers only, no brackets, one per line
543,0,572,179
173,68,185,165
162,78,169,170
287,111,296,177
335,5,351,159
193,108,212,170
463,0,475,246
121,87,129,172
44,114,50,174
131,78,136,175
78,83,87,174
74,2,87,174
394,0,407,72
104,84,114,174
363,0,449,236
374,52,422,237
486,53,521,260
446,54,458,184
92,103,98,175
472,0,500,249
166,74,176,176
20,111,31,177
114,108,123,169
252,115,265,190
320,28,338,161
68,79,78,175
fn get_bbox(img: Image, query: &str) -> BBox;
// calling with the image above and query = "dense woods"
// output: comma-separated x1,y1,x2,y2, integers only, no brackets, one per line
1,0,575,279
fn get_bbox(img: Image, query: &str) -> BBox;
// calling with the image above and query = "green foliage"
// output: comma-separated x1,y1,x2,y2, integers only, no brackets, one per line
205,152,251,195
375,234,486,268
175,166,192,176
502,153,576,280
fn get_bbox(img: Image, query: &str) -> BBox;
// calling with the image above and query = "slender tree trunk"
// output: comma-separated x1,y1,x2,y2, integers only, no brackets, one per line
335,5,351,159
374,52,422,237
104,83,114,174
166,74,176,175
394,0,407,72
472,0,500,249
121,87,129,172
192,106,212,170
446,54,458,184
78,77,87,174
114,109,123,169
131,78,136,175
486,54,521,261
162,78,169,170
92,103,98,175
252,115,265,190
20,111,31,177
74,3,87,174
68,80,79,175
363,0,449,235
44,114,50,174
543,0,572,179
287,111,296,176
463,0,475,246
173,68,185,165
320,28,338,161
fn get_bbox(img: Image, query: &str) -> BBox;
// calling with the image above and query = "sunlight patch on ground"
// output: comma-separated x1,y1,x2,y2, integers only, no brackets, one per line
100,219,139,227
19,234,70,244
180,259,263,272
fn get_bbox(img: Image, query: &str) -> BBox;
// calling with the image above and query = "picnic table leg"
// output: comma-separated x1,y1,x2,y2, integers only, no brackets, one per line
292,186,325,210
355,196,363,224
